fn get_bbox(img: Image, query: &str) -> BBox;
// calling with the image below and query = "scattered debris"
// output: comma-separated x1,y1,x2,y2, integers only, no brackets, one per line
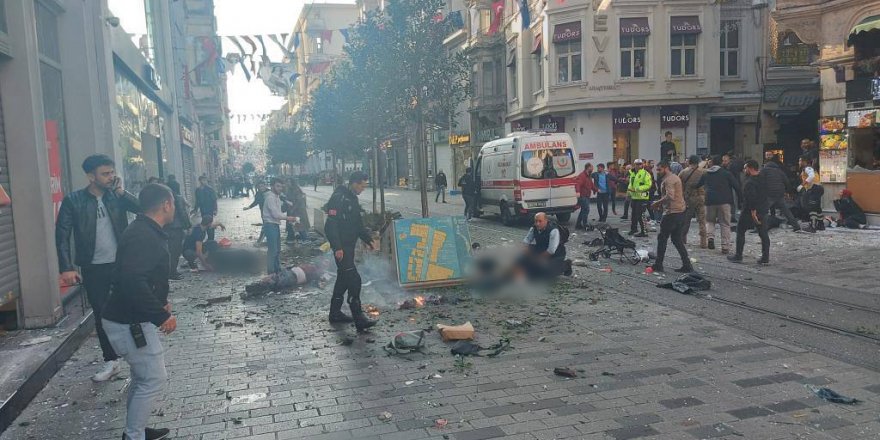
378,411,393,422
205,295,232,304
384,330,426,355
553,367,577,378
19,336,53,346
450,338,510,357
434,418,448,429
437,322,475,341
229,392,267,405
807,385,859,404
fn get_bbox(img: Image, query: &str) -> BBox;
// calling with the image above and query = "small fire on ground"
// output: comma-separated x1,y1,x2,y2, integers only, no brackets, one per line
364,305,380,317
398,295,443,310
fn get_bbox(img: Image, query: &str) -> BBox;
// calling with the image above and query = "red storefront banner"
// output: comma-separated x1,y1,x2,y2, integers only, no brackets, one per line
46,120,71,296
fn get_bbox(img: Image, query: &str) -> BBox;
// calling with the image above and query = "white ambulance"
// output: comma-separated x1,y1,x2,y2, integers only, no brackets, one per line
474,131,579,225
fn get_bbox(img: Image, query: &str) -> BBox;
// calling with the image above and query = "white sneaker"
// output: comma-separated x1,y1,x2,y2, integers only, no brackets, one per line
92,360,121,382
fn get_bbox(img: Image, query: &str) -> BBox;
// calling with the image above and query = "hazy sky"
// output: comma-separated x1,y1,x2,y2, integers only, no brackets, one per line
216,0,356,140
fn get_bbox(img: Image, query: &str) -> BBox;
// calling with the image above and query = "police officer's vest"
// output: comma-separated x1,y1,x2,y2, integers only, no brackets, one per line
629,169,652,201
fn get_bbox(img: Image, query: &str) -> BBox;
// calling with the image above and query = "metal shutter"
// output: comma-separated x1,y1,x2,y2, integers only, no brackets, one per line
0,90,21,309
181,145,195,203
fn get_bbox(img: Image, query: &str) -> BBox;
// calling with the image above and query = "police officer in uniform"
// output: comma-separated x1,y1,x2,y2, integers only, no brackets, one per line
324,172,377,332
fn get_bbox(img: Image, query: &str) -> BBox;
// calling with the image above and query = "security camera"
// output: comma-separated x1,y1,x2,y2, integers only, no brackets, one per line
106,16,120,27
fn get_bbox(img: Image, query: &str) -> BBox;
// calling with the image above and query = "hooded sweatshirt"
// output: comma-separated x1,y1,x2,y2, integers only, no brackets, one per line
698,165,742,207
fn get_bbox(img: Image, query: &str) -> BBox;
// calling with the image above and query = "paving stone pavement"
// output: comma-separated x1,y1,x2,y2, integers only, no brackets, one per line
3,195,880,440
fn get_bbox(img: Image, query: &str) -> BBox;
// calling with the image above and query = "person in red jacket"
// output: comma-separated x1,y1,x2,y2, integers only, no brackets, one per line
575,163,596,229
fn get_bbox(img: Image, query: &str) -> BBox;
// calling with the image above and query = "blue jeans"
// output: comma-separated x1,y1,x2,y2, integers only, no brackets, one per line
576,197,591,227
265,223,281,274
103,319,167,440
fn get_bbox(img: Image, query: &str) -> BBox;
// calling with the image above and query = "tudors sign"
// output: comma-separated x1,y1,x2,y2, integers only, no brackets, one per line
620,18,650,36
538,115,565,133
613,108,641,129
660,105,690,128
553,22,582,43
671,16,702,35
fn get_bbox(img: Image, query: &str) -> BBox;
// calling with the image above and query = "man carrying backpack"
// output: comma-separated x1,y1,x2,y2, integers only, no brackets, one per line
515,212,572,280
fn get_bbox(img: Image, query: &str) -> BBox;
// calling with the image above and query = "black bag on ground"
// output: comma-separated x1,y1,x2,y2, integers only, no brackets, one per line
657,273,711,294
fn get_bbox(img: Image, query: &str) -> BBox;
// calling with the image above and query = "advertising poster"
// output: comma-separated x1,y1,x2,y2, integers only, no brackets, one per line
819,149,848,183
393,216,472,288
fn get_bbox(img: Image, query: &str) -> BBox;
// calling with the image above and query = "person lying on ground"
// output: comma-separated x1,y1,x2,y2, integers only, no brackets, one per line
834,189,867,229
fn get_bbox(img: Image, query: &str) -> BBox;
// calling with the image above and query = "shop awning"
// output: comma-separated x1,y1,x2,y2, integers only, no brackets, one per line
848,15,880,45
671,16,702,35
553,22,581,43
531,33,542,53
620,18,650,37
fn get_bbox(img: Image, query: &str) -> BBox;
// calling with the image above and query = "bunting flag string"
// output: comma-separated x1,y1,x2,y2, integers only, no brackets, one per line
255,35,269,58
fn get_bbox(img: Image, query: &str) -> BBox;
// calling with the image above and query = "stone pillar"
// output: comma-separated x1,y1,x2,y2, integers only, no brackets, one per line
0,1,62,328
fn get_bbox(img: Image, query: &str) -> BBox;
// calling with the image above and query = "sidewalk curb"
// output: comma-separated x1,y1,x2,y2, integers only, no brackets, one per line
0,311,94,433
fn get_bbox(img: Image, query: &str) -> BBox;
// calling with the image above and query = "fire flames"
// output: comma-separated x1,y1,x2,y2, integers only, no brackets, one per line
398,294,444,310
414,296,425,307
364,305,380,317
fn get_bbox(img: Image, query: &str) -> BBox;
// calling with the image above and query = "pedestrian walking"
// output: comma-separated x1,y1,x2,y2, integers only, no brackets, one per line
593,164,610,222
729,160,771,264
650,161,694,273
55,154,140,383
287,179,310,240
192,176,218,240
699,155,741,254
435,170,448,203
262,178,298,274
761,155,800,231
458,167,476,219
627,159,652,237
678,155,708,248
606,162,620,215
575,163,595,229
324,171,377,332
101,183,177,440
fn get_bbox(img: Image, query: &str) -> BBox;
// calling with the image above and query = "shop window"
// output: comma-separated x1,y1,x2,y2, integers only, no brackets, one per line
671,34,697,76
316,36,324,54
620,36,647,78
720,20,739,77
556,40,582,84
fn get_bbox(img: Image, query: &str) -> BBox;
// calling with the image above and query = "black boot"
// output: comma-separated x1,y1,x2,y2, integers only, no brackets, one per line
328,296,353,323
350,300,376,332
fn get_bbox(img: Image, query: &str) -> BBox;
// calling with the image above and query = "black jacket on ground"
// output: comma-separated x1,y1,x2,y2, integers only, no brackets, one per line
742,174,769,213
834,198,867,225
102,215,171,327
55,187,140,272
698,166,742,207
760,161,791,199
324,186,372,252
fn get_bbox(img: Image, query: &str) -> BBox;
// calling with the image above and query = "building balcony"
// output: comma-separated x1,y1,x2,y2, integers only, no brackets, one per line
470,93,506,111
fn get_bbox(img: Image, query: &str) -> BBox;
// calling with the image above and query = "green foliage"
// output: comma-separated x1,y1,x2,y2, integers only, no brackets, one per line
267,127,309,166
307,0,471,157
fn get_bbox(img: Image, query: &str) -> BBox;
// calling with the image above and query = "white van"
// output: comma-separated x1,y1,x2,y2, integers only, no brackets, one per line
474,131,579,225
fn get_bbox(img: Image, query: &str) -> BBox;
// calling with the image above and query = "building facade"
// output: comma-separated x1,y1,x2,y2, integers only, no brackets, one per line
773,0,880,219
502,0,768,169
0,0,227,329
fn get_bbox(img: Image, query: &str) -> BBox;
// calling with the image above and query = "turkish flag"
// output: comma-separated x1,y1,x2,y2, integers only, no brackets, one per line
488,0,504,35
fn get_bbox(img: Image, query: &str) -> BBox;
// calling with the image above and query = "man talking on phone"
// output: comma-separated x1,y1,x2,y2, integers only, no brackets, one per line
102,183,177,440
55,154,140,382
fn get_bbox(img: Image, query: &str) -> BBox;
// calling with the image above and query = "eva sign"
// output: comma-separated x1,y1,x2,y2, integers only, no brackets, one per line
660,105,690,128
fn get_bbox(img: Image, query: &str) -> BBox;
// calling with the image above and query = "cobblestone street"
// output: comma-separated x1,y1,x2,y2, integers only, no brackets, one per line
3,192,880,440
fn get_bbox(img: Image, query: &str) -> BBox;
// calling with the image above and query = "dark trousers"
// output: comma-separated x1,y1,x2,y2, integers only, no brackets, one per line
654,212,691,270
576,197,591,227
81,264,119,362
610,192,617,213
768,195,799,229
266,223,281,274
623,197,630,217
331,245,362,316
517,246,566,280
596,193,610,222
630,200,647,233
166,228,185,275
735,210,770,261
206,226,215,241
462,194,475,219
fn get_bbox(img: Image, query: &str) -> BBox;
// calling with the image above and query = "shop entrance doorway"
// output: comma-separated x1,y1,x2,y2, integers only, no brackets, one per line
613,129,639,163
710,118,735,155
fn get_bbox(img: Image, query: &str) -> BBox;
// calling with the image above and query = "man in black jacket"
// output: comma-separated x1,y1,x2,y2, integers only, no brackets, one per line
324,172,377,332
192,176,218,240
435,170,448,203
698,156,742,254
458,167,476,219
761,157,800,231
729,161,771,265
101,183,176,440
55,154,140,382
